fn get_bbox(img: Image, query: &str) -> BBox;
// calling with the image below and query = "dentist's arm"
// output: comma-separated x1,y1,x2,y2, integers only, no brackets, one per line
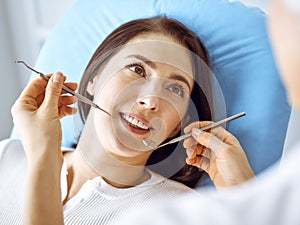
11,72,77,225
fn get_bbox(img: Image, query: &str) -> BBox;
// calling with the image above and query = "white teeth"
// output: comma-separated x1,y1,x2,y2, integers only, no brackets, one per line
138,121,144,128
122,114,150,130
132,118,138,125
128,116,133,123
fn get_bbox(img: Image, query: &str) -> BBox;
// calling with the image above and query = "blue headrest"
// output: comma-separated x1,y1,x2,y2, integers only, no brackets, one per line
12,0,291,176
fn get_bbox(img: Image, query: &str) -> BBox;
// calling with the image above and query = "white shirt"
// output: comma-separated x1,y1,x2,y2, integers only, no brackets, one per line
0,139,194,225
115,141,300,225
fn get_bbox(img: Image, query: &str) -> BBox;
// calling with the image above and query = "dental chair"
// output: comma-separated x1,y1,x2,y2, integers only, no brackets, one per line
11,0,291,187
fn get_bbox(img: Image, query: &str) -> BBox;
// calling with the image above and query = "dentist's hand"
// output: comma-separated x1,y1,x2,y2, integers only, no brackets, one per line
183,121,255,188
11,72,77,165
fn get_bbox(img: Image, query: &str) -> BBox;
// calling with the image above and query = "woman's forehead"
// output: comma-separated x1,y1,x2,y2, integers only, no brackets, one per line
115,36,194,78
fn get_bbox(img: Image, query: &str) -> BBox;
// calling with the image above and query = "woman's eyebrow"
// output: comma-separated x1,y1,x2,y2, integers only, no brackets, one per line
169,74,191,91
126,54,157,69
126,54,192,90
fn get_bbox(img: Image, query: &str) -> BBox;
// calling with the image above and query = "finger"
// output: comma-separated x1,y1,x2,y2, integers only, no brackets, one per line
19,78,48,100
186,145,197,158
191,128,229,157
186,117,233,142
207,126,231,143
201,125,240,147
186,144,204,158
59,96,76,106
184,121,213,133
184,121,231,142
183,136,197,148
186,155,210,170
187,145,211,161
197,156,210,171
196,147,211,159
58,105,77,119
42,72,65,111
184,121,200,133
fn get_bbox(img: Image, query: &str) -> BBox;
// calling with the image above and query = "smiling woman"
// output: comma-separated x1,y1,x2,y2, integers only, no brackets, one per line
2,17,254,225
76,18,213,188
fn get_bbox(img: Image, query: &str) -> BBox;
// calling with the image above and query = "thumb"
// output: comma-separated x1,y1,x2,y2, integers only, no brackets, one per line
42,72,65,112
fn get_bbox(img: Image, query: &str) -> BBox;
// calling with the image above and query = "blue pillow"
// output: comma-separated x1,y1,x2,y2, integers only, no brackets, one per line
12,0,291,177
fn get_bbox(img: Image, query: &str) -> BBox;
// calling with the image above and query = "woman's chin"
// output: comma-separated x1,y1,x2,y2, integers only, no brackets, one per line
104,137,152,159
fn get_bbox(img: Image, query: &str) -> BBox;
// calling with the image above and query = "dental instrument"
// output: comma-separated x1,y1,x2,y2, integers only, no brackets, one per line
143,112,246,149
15,60,111,116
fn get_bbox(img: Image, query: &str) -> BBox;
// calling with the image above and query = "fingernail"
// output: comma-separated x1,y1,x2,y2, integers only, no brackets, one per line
52,72,62,83
192,128,201,136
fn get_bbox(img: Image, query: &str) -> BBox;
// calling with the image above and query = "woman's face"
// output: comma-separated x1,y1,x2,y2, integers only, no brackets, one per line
87,34,194,158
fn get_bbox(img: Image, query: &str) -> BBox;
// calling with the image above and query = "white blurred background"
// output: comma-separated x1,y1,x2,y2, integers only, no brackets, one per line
0,0,276,140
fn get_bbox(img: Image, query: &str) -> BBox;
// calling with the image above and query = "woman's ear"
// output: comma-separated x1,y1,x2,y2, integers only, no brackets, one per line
86,76,98,96
169,114,191,138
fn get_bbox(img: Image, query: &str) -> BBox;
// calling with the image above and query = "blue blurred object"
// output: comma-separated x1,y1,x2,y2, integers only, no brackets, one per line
11,0,291,184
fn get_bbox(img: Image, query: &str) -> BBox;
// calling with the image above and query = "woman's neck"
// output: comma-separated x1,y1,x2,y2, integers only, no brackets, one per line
61,111,153,202
62,148,150,203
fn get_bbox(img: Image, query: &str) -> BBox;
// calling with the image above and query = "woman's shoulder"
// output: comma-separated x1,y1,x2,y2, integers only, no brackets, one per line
0,139,27,179
0,138,24,160
0,139,74,160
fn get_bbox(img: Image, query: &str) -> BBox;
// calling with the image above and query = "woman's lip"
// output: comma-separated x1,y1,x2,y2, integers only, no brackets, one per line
127,112,152,129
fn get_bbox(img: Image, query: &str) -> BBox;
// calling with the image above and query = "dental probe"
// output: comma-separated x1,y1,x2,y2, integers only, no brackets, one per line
15,60,111,116
143,112,246,149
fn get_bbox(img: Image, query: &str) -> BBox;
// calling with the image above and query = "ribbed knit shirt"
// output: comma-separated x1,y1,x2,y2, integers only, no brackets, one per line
0,139,194,225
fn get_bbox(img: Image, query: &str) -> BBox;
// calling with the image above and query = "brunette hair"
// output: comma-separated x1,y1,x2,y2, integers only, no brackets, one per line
77,17,212,188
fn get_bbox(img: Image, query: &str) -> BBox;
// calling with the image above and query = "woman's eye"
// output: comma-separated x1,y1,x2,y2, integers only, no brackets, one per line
168,84,185,97
127,64,146,77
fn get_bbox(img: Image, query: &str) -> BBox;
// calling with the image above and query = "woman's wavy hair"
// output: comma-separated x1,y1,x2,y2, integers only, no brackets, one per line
77,17,213,188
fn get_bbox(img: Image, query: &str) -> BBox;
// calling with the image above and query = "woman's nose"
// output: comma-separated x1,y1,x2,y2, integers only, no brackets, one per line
137,96,159,112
